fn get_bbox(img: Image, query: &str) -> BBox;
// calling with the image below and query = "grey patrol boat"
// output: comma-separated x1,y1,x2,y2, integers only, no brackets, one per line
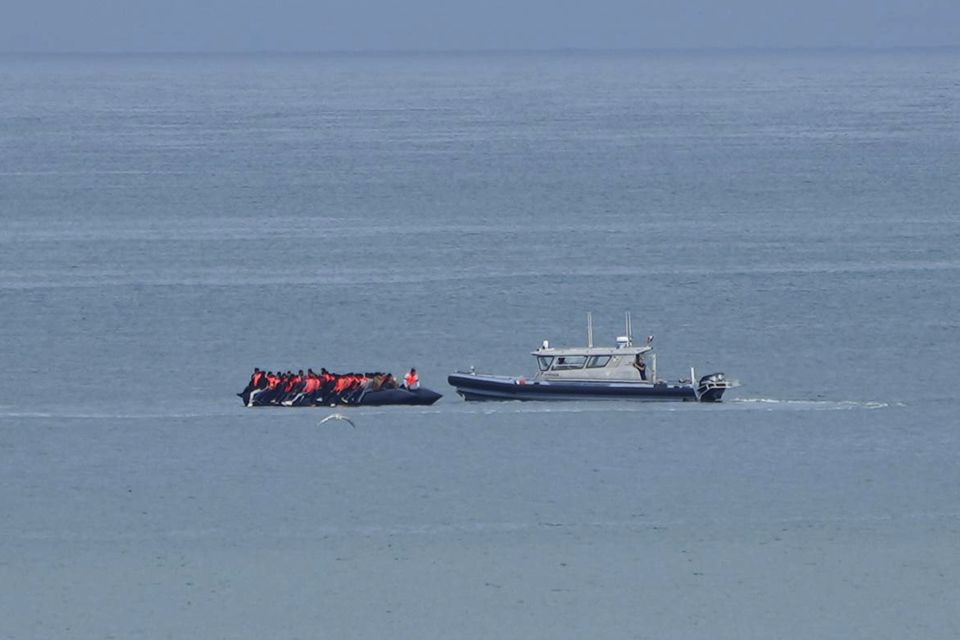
448,313,739,402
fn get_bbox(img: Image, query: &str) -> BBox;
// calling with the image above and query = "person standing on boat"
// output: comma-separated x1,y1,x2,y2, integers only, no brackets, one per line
405,368,420,390
634,355,647,381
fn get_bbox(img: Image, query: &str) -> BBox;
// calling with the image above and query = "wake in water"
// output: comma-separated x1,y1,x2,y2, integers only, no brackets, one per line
0,409,247,421
731,397,903,410
353,396,903,418
0,397,902,422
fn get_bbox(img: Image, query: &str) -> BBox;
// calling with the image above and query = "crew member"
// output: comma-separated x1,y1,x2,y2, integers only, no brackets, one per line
634,355,647,381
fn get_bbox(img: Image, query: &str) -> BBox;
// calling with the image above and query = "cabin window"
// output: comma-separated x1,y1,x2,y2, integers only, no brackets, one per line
586,355,611,368
537,356,554,371
553,355,587,370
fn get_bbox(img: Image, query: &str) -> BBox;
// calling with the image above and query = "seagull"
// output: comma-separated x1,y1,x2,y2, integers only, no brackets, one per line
318,413,356,428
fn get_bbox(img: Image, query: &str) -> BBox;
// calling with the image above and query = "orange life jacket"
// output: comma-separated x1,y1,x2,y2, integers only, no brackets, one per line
405,372,419,388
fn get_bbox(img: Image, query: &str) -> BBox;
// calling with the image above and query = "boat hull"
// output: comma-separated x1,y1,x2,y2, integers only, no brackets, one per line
447,373,711,402
355,387,442,406
243,386,442,407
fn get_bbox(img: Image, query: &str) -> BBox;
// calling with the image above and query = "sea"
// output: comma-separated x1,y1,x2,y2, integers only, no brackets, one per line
1,49,958,638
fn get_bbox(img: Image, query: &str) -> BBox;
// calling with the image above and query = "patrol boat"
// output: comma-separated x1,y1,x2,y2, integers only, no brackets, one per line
447,313,739,402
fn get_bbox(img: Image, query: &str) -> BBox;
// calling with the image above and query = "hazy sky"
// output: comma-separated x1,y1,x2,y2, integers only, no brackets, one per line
2,0,959,52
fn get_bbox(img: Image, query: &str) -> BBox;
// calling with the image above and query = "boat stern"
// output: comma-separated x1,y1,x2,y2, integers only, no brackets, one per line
696,372,739,402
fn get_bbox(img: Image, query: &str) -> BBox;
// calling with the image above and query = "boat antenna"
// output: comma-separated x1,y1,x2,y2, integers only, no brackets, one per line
625,312,633,346
587,312,594,348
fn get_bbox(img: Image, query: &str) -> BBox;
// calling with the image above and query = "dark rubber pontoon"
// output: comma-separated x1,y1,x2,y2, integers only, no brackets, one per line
447,372,730,402
242,386,442,407
351,387,442,406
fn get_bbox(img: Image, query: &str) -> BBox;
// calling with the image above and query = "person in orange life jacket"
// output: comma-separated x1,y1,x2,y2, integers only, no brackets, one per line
318,368,336,403
301,369,317,397
341,373,363,403
290,370,306,398
349,374,370,404
247,370,278,406
273,372,286,400
238,367,263,404
349,373,367,398
333,374,353,402
310,372,326,404
267,372,282,400
290,370,322,406
404,368,420,390
277,371,299,403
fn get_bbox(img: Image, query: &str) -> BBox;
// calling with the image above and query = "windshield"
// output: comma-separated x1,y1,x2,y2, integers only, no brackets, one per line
553,355,587,370
586,355,611,368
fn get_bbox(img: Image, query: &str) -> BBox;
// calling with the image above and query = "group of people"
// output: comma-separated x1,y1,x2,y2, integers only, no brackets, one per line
239,367,420,407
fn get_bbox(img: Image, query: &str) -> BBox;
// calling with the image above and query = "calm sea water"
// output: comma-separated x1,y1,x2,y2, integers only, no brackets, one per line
1,50,958,638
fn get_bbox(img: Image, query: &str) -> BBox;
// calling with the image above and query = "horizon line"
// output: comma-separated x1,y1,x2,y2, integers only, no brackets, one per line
1,43,958,57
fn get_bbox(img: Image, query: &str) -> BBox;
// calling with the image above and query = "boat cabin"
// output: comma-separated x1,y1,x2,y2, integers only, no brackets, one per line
531,342,654,382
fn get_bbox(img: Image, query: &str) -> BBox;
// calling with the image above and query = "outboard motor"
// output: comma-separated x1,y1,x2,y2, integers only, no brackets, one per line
697,372,729,403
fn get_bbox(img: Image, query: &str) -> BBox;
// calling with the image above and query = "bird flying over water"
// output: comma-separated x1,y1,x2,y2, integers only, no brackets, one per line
318,413,356,428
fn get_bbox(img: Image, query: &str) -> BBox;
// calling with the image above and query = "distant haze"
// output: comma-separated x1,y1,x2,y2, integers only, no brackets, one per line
2,0,959,52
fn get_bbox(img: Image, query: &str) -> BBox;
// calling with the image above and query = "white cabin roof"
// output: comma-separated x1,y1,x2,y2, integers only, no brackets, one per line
531,345,652,357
